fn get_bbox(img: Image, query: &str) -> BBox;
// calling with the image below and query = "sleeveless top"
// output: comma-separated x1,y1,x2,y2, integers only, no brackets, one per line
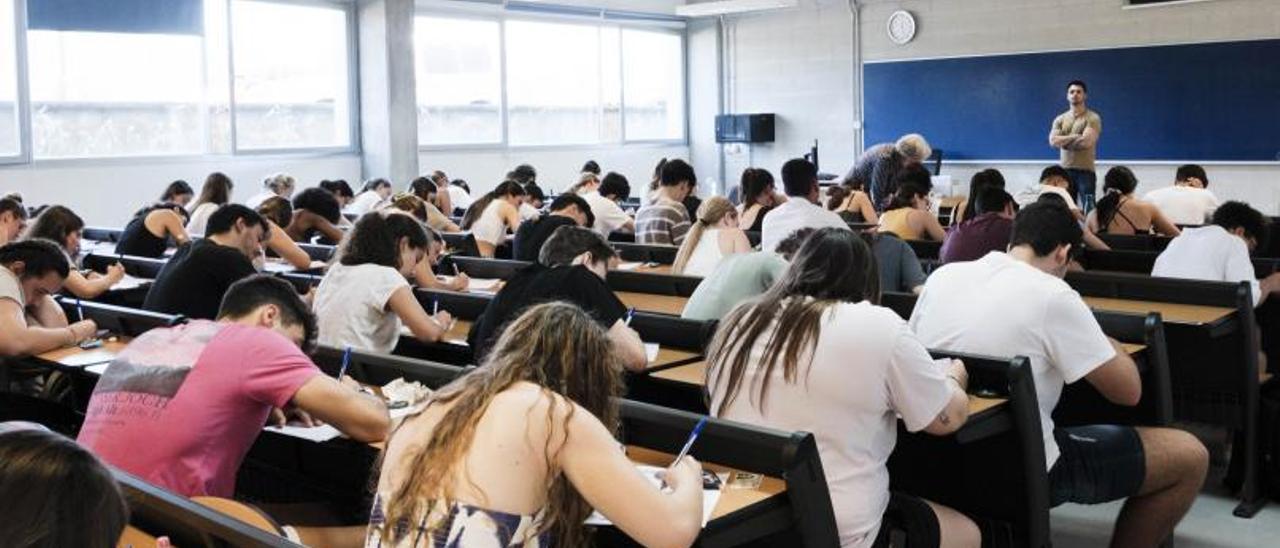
838,210,865,224
878,209,923,240
472,201,508,246
1098,197,1149,235
364,493,550,548
742,205,772,233
683,228,727,277
116,214,169,258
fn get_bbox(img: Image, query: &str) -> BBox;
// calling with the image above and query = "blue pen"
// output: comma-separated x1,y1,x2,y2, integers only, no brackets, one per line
432,298,439,316
337,346,352,379
672,416,708,465
76,298,84,323
624,307,636,326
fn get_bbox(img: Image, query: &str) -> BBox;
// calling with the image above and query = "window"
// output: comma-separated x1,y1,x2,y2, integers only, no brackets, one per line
0,0,18,158
231,1,352,151
506,19,617,146
415,16,503,146
622,29,684,141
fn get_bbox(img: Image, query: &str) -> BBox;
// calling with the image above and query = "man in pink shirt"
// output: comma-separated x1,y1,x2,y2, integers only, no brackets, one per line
78,275,389,497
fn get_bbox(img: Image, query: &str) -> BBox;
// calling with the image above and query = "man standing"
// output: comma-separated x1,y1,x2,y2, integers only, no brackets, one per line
1049,80,1102,211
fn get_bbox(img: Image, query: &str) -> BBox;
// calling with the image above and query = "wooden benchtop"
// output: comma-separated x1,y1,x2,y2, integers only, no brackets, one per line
616,292,689,316
625,445,786,521
1081,296,1234,326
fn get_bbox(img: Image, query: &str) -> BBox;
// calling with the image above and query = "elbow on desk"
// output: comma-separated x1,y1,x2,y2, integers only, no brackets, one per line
343,411,392,443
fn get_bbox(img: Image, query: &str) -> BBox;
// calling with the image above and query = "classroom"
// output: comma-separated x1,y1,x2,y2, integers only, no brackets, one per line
1,0,1279,546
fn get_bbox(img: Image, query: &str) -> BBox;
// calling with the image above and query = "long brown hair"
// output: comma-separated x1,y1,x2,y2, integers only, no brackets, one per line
460,181,526,230
707,228,880,416
193,172,234,208
672,196,737,275
379,302,623,546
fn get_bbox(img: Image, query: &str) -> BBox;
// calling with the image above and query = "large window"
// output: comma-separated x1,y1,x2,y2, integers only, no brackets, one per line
415,14,686,148
0,0,19,158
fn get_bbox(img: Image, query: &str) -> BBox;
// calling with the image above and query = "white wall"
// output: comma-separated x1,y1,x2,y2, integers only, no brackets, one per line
418,145,689,196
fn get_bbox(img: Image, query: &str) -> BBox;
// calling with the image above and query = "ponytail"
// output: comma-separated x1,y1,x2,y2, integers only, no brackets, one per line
671,197,735,274
1095,166,1138,233
826,186,850,210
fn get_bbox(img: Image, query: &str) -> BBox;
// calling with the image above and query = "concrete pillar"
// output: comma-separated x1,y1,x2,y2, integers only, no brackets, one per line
357,0,418,184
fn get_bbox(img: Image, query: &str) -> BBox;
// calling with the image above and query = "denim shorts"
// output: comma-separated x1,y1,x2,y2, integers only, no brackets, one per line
1049,424,1146,507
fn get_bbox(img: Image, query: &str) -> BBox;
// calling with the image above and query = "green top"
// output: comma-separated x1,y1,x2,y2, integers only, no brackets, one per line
681,251,788,321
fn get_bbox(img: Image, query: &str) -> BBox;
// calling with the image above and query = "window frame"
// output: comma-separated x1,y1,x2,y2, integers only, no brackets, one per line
617,24,688,146
0,0,30,165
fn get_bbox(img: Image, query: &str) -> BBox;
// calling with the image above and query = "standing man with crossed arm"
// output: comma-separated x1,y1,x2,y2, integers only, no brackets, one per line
1049,80,1102,212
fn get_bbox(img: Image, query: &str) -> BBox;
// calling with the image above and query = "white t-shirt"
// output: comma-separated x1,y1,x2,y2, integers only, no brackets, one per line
908,252,1116,469
1152,225,1261,306
447,186,474,212
1014,184,1080,211
0,265,25,309
244,191,276,211
471,200,507,246
518,202,540,223
582,191,632,237
709,300,951,548
347,191,387,218
185,203,219,238
1143,186,1218,226
760,198,850,252
314,263,410,354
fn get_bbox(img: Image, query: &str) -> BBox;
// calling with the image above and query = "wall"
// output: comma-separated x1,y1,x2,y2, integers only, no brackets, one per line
418,144,689,196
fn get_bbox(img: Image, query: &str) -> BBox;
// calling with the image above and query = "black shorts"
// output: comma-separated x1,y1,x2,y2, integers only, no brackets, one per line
872,491,941,548
1049,425,1146,507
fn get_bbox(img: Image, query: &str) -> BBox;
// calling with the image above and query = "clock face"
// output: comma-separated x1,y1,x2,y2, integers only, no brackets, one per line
888,10,916,45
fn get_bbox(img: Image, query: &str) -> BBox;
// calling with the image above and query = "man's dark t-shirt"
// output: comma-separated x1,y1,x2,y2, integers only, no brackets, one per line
468,264,626,361
143,239,257,320
513,215,578,262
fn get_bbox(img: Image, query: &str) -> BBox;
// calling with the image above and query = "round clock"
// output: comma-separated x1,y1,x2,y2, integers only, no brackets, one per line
887,10,916,45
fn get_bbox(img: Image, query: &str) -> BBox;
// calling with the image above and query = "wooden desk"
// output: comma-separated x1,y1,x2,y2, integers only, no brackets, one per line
1082,296,1234,327
118,525,159,548
1121,342,1146,355
35,339,129,369
626,446,786,521
616,291,688,316
400,320,472,346
648,347,701,371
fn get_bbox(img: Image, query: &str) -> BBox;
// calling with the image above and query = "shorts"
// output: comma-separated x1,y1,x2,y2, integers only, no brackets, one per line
872,491,941,548
1048,425,1146,507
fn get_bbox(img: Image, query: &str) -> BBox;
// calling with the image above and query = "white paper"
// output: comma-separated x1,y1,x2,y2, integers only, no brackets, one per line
644,343,660,363
615,262,643,271
86,363,110,376
585,464,721,527
264,423,341,442
467,277,502,292
112,274,152,291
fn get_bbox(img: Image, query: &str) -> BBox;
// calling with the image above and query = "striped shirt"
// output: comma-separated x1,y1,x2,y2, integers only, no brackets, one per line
635,197,691,245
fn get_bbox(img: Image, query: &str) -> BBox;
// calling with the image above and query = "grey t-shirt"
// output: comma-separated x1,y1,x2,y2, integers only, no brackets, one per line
875,233,926,293
0,265,24,309
681,252,789,321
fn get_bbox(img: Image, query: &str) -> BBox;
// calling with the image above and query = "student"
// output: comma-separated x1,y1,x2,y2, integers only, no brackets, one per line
369,302,703,548
580,171,635,237
348,178,394,217
1037,192,1110,252
519,182,546,222
508,163,537,186
910,201,1208,548
410,225,468,293
159,180,194,209
0,197,27,246
844,133,933,211
645,158,668,205
256,197,314,270
1153,201,1280,307
426,170,454,215
447,178,474,215
390,193,455,235
512,193,593,262
671,197,751,277
460,181,525,258
953,168,1006,225
0,239,98,357
707,228,977,548
582,159,602,175
739,168,791,231
636,159,695,245
469,226,645,370
1143,164,1219,226
877,164,946,242
286,187,346,244
1088,166,1180,237
1016,166,1083,220
80,275,390,497
143,205,266,320
940,187,1016,264
116,203,190,258
245,173,296,211
761,158,849,252
313,211,453,354
406,177,461,232
0,427,128,548
568,172,600,196
872,230,928,295
826,180,877,225
681,228,814,321
186,172,235,237
320,179,356,210
23,205,125,299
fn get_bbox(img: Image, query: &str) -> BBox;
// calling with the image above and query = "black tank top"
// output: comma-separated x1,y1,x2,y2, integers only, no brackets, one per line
116,214,169,258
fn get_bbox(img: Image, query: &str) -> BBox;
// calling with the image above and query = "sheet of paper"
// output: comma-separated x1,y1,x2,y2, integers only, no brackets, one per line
644,343,660,363
112,274,152,291
58,348,120,368
86,363,110,376
263,423,341,443
615,262,643,271
466,277,502,292
585,464,721,527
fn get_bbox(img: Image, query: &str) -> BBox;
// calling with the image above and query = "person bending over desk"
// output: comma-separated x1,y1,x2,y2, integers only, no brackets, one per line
950,168,1005,226
23,205,124,299
707,228,978,548
287,187,346,245
681,227,815,321
405,177,461,232
1143,164,1219,226
580,171,636,238
940,187,1015,264
635,159,695,246
0,196,28,246
877,163,946,242
245,173,296,211
1153,201,1280,308
143,205,266,320
760,158,849,252
0,240,99,357
461,181,525,258
115,202,190,258
411,225,468,292
79,275,389,497
910,201,1208,548
256,197,316,271
513,193,594,262
186,172,234,237
671,196,751,277
469,226,646,370
370,303,703,547
1087,167,1180,237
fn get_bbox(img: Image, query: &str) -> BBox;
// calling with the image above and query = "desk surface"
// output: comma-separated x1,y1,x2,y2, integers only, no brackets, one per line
404,320,697,369
616,292,689,316
626,445,786,521
1082,296,1234,326
36,339,129,368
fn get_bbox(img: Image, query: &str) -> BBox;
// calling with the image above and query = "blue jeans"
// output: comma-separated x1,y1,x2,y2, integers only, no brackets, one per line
1066,168,1097,213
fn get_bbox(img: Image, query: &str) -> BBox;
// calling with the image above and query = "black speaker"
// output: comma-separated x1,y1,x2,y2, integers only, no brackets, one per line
715,113,775,144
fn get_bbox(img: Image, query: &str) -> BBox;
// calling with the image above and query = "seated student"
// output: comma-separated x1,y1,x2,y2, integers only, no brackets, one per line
0,240,98,356
952,168,1005,225
761,158,849,252
460,181,525,258
878,164,947,242
1153,201,1280,307
348,178,394,217
426,170,454,216
739,167,793,231
186,172,234,237
469,226,646,370
1143,164,1219,226
0,197,28,246
671,197,752,277
23,205,125,299
940,187,1016,264
320,179,355,210
681,228,813,321
159,179,194,209
872,231,928,295
447,178,474,215
143,205,266,320
513,194,593,262
406,177,461,232
635,159,695,246
519,183,546,222
245,173,296,211
0,427,128,548
909,201,1208,548
580,171,635,237
567,171,600,196
80,275,390,497
411,225,469,292
314,211,453,353
826,179,877,225
644,158,668,205
1016,165,1083,220
369,302,703,548
390,193,455,236
286,187,346,244
1088,166,1180,237
707,227,978,548
256,197,314,270
582,159,601,176
115,202,190,258
1038,192,1110,252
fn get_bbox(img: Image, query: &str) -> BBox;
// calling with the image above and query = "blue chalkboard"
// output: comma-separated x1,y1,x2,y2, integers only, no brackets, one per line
863,39,1280,162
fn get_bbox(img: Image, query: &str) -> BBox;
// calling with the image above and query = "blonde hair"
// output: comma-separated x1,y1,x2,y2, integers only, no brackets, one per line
671,196,736,275
262,173,296,193
895,134,932,163
568,172,600,195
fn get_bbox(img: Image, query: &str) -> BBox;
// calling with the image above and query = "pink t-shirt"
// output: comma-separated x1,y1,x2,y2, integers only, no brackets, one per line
77,320,320,497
